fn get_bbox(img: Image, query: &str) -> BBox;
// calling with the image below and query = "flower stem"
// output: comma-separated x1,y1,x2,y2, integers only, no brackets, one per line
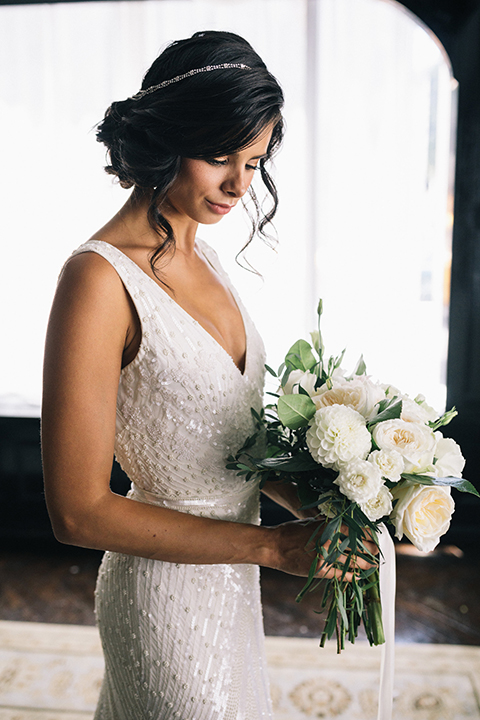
365,570,385,645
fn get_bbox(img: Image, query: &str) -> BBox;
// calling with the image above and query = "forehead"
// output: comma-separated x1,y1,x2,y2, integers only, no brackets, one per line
234,124,274,156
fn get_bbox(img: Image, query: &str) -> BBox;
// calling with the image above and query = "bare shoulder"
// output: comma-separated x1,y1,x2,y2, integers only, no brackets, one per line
46,249,135,366
59,250,124,296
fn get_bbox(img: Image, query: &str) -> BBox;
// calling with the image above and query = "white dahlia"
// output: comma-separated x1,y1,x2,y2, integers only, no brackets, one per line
334,459,384,503
306,404,371,470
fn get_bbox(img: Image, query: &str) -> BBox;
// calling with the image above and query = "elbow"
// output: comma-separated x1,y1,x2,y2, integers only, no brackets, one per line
50,514,86,546
48,509,99,549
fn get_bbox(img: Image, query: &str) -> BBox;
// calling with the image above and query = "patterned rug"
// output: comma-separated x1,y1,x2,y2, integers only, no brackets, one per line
0,621,479,719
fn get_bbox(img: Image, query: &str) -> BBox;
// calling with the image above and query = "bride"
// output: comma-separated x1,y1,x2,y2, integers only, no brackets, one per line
41,30,376,719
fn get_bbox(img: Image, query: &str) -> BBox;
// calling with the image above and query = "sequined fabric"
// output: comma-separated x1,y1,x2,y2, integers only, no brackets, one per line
68,239,273,719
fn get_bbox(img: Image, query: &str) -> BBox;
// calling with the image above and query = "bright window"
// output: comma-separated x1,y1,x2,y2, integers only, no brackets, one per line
0,0,455,415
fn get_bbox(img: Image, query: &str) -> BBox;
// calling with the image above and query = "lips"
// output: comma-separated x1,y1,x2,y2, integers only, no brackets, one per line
206,199,235,215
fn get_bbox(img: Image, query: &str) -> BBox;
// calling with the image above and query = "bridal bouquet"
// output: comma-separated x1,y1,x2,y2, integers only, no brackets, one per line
227,301,478,652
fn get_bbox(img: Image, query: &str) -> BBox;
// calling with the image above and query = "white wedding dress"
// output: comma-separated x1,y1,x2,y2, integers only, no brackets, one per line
68,239,273,720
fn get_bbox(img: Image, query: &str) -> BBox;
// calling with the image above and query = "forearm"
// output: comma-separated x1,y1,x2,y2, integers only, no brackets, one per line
54,489,278,568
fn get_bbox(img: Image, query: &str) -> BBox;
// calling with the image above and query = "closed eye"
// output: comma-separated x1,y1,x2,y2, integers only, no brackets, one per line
205,158,228,166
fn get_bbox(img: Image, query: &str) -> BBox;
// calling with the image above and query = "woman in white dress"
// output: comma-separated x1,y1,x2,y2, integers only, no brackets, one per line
42,30,375,719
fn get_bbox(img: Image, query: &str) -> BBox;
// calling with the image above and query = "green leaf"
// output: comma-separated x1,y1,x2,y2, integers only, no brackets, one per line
285,339,317,372
337,588,348,627
296,555,320,602
296,482,323,508
367,399,403,428
320,516,341,546
428,407,458,431
277,394,316,430
400,473,480,497
253,453,319,472
353,354,367,376
265,363,278,378
333,348,346,371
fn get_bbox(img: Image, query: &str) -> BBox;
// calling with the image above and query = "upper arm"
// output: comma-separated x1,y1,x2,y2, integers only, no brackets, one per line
41,252,133,539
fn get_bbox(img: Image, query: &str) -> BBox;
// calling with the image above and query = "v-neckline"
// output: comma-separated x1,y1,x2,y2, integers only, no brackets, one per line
92,239,248,378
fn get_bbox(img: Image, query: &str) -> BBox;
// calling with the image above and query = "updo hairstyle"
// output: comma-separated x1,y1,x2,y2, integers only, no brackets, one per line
96,30,284,272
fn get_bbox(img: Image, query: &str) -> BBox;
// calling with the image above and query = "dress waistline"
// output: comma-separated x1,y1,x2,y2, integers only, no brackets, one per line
128,481,259,510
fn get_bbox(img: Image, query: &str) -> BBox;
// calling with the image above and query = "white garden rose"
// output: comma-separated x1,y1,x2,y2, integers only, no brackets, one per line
281,369,318,397
433,433,465,477
334,459,383,503
372,419,436,473
313,377,385,420
401,397,438,424
414,395,439,422
368,449,404,482
360,485,394,521
390,484,455,552
381,384,401,399
306,404,371,470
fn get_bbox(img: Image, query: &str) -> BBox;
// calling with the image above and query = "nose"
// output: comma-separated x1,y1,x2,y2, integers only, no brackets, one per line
222,166,249,198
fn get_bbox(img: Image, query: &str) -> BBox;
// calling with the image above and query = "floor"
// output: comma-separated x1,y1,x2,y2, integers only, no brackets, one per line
0,540,479,645
0,539,479,719
0,622,480,719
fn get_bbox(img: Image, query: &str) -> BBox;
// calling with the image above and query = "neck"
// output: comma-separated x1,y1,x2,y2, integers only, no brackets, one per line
97,190,196,259
121,189,199,256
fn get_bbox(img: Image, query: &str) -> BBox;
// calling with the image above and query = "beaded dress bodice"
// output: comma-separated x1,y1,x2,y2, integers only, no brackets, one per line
68,239,273,720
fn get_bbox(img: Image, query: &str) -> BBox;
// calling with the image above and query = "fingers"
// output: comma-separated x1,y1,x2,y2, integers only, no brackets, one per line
313,540,378,583
319,565,354,583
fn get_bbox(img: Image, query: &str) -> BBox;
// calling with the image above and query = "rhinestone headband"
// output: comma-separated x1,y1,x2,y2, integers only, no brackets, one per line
131,63,251,100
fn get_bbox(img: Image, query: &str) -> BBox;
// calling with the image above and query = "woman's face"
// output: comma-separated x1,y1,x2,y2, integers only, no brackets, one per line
165,125,273,226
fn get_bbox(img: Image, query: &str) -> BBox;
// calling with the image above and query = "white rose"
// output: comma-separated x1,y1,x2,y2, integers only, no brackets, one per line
314,377,385,420
360,485,394,521
381,384,401,399
306,404,371,470
281,369,318,397
368,449,404,482
390,484,455,552
334,459,383,503
414,394,439,422
401,397,438,424
372,419,436,473
433,433,465,477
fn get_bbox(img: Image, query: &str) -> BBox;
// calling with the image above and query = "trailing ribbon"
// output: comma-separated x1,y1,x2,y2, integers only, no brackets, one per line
377,523,396,720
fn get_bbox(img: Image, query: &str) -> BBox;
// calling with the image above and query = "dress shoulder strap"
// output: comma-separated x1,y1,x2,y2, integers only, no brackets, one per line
62,239,170,363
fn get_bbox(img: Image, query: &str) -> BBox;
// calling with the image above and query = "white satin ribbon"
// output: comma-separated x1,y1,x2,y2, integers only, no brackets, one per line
377,523,396,720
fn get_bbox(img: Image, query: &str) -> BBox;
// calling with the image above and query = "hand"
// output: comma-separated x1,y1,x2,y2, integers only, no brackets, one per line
269,518,379,582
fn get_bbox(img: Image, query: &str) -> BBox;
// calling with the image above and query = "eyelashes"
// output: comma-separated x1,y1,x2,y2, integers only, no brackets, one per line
205,158,259,171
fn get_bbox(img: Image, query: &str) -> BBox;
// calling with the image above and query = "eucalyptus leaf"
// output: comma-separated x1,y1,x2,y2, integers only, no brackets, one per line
367,399,403,428
277,394,316,429
337,589,348,627
320,516,341,546
265,363,278,378
253,453,318,472
285,339,317,372
400,473,480,497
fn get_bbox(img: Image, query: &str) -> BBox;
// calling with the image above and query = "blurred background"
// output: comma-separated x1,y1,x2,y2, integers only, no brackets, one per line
0,0,479,649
